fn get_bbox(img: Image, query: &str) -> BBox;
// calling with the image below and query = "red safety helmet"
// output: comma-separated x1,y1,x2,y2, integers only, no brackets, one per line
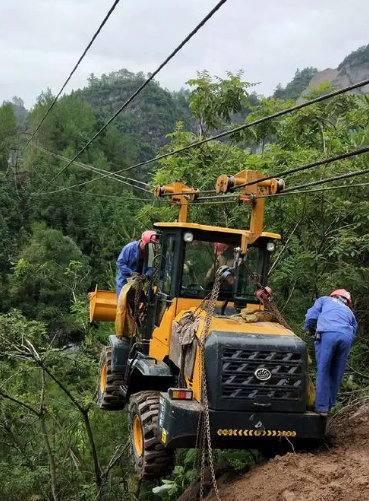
330,289,352,308
141,230,158,246
215,242,228,256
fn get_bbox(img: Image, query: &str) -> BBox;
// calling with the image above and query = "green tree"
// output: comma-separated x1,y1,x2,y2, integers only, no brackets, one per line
0,102,18,170
10,223,90,340
274,67,318,100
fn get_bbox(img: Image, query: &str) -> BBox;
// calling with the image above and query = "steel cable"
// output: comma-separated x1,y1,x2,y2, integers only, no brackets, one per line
39,0,229,189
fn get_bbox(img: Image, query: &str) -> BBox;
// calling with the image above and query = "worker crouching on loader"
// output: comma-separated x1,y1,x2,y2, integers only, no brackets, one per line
304,289,358,417
115,230,158,340
116,230,158,298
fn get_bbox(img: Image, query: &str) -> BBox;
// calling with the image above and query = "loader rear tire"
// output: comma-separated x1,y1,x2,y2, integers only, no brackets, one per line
129,391,175,479
97,346,126,411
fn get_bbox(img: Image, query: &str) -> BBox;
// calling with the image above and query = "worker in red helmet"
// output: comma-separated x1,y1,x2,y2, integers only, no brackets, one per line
116,230,158,297
206,243,234,281
304,289,358,416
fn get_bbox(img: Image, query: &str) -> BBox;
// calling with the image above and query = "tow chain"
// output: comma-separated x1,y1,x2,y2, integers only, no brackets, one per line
263,299,292,331
197,271,222,501
244,262,292,330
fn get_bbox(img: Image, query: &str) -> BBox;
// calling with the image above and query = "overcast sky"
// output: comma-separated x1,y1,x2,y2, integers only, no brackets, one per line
1,0,368,108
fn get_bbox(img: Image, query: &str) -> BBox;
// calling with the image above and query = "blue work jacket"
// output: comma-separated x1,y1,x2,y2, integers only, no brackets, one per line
116,240,152,296
304,296,358,338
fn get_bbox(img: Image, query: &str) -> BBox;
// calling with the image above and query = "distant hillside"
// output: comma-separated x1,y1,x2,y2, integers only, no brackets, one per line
74,69,194,162
301,45,369,98
273,67,318,101
274,44,369,101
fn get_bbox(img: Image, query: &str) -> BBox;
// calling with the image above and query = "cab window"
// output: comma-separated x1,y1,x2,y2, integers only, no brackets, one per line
181,239,236,298
159,235,176,296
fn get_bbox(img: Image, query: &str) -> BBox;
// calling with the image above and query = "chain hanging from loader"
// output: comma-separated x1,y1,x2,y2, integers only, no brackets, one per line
194,270,223,501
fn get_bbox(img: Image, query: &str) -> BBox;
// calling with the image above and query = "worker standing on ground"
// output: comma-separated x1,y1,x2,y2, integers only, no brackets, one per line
116,230,158,298
304,289,358,417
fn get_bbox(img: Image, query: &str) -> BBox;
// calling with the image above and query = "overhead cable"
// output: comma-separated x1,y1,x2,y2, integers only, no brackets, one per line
280,166,369,194
195,181,369,203
38,175,151,195
259,181,369,199
25,0,122,148
40,0,229,189
38,189,149,202
106,76,369,175
33,143,149,187
236,145,369,189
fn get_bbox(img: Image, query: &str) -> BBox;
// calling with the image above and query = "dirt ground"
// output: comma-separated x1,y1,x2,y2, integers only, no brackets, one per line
180,402,369,501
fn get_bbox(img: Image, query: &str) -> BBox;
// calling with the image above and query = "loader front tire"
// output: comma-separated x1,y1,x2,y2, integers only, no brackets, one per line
129,391,174,479
97,346,126,411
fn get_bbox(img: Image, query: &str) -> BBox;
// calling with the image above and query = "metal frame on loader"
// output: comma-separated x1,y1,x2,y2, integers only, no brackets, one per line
89,170,326,480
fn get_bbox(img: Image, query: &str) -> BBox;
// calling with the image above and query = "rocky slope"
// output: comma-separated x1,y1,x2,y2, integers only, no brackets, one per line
301,44,369,98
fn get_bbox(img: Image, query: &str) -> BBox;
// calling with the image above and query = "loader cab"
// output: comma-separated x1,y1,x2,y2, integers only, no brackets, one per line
151,223,280,315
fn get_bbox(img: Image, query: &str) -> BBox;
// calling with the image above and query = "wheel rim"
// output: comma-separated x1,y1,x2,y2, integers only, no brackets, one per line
133,415,143,457
100,362,107,394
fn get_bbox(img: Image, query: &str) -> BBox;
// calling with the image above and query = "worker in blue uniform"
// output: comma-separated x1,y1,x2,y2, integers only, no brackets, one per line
304,289,358,416
116,230,158,298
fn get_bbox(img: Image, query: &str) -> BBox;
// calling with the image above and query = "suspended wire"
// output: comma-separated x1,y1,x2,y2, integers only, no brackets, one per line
24,0,122,149
38,174,151,195
188,145,369,199
235,145,369,189
160,190,216,196
38,188,149,202
258,181,369,199
32,145,152,195
103,76,369,176
34,144,369,199
35,180,369,206
181,166,369,202
183,198,237,206
192,181,369,204
196,193,236,200
280,166,369,194
32,142,150,187
39,0,229,190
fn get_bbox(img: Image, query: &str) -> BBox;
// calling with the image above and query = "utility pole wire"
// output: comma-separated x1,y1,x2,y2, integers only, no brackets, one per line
39,0,229,189
236,145,369,189
31,142,151,193
48,75,369,191
258,181,369,199
25,0,122,149
33,143,149,186
275,165,369,194
193,181,369,204
103,76,369,175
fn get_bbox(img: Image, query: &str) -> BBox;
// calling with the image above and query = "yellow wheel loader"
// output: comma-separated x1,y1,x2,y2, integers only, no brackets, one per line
89,170,325,480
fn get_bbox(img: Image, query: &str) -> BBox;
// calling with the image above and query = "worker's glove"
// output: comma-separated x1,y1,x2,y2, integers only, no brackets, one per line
309,328,316,337
143,271,153,282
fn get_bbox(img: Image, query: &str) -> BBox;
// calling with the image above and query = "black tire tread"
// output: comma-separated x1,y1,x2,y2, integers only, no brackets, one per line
97,346,126,411
129,391,174,479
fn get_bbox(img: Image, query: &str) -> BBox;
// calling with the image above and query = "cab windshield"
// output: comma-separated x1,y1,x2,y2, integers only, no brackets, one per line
180,236,264,302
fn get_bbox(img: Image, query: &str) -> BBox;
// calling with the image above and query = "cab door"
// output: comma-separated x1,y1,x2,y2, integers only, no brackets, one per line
149,232,181,360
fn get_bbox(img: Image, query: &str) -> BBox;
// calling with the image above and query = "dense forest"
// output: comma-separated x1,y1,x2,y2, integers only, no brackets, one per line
1,45,369,501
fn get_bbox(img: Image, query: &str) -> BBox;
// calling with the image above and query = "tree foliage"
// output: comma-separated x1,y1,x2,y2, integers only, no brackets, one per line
274,67,318,100
0,65,369,500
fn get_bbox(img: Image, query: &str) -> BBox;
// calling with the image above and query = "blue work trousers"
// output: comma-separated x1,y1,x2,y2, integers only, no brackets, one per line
315,331,353,413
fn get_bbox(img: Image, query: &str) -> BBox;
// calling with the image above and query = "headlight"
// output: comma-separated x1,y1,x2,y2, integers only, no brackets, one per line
266,242,275,252
183,232,194,243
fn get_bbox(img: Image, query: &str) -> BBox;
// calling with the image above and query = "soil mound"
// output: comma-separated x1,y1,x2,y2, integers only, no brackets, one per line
181,402,369,501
